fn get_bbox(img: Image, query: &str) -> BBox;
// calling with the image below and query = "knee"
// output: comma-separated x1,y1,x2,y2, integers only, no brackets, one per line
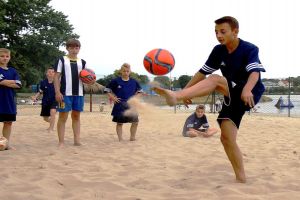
208,74,226,85
220,134,230,146
59,113,68,122
71,112,80,120
3,122,12,127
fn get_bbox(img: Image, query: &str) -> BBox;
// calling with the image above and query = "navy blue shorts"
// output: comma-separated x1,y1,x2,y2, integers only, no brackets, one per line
112,115,139,124
40,102,58,117
217,80,262,129
0,114,16,122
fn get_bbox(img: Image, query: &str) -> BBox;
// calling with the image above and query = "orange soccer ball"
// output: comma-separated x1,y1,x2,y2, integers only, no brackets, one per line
79,68,96,84
143,48,175,76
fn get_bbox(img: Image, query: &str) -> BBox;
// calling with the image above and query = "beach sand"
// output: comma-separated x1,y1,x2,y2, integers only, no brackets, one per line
1,101,300,200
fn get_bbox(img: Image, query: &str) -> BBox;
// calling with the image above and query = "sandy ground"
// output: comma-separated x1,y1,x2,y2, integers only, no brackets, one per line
1,100,300,200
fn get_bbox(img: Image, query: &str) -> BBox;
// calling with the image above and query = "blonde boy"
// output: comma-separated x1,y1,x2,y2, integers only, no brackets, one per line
0,48,22,150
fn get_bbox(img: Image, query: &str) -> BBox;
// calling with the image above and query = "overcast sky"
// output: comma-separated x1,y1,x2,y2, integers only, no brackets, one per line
50,0,300,79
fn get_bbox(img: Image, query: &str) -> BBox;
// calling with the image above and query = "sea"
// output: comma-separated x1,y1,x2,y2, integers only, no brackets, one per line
161,95,300,117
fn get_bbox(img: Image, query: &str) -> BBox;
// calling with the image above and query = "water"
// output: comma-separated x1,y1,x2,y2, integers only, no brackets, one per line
161,95,300,117
255,95,300,116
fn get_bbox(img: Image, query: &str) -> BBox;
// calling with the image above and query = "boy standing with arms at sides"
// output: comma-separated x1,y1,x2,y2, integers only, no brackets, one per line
152,16,265,183
182,104,218,138
105,63,142,142
54,39,93,148
32,67,57,132
0,48,22,150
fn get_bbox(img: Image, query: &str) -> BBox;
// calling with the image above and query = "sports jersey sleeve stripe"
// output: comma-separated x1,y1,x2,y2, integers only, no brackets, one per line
199,45,221,75
13,68,22,86
199,64,217,75
246,63,266,72
54,58,63,73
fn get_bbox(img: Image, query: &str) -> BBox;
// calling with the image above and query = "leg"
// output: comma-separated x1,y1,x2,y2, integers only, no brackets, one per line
71,111,81,146
43,116,50,123
152,74,229,106
116,123,123,141
57,112,68,147
220,120,246,183
2,122,14,150
48,108,56,131
130,122,138,141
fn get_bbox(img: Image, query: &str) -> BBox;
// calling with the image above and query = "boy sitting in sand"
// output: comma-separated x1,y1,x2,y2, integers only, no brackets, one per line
182,105,218,137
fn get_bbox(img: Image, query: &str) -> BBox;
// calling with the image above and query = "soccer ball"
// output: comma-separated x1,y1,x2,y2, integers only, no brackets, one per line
79,68,96,84
143,48,175,76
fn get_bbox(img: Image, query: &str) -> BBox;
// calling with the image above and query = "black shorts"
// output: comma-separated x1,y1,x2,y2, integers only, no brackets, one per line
40,102,57,117
217,80,258,129
112,115,139,124
0,114,16,122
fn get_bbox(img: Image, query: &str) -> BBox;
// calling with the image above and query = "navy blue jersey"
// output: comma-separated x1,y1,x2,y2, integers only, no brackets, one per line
182,113,209,134
105,77,142,116
54,56,86,96
39,79,56,105
0,67,21,114
200,39,265,97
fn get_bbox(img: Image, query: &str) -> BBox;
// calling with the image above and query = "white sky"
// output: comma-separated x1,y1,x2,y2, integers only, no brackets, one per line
50,0,300,79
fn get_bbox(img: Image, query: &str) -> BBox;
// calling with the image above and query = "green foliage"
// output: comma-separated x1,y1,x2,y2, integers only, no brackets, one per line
154,76,171,88
177,75,192,88
97,70,150,87
96,74,116,87
0,0,78,87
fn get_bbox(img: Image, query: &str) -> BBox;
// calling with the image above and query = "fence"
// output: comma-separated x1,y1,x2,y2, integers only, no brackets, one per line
16,77,300,118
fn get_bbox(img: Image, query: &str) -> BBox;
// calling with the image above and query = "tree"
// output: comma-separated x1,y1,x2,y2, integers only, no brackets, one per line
0,0,78,88
177,75,192,88
154,76,171,88
97,70,150,87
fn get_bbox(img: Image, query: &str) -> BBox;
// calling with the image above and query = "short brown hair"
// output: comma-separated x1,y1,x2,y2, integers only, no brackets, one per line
66,38,81,48
215,16,239,30
196,104,205,110
120,63,131,70
0,48,11,54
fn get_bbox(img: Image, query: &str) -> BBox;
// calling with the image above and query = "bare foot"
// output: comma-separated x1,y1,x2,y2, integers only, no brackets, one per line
6,146,16,150
74,142,84,146
236,175,246,183
129,138,136,141
151,86,177,106
58,143,65,148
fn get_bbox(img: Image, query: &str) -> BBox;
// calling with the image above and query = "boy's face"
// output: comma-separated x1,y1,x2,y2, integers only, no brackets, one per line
0,52,11,66
121,67,131,78
195,108,205,118
66,45,80,56
46,69,55,79
215,23,238,45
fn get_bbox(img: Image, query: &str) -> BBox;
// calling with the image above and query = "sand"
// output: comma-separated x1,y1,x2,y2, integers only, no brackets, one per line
1,100,300,200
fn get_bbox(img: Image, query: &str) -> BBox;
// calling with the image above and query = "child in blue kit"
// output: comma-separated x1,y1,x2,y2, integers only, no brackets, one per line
32,67,57,132
105,63,142,142
0,48,22,150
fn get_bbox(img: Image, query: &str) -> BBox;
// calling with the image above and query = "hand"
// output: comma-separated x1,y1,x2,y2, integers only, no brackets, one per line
241,88,255,108
183,99,192,108
55,92,64,103
31,96,37,101
111,96,121,103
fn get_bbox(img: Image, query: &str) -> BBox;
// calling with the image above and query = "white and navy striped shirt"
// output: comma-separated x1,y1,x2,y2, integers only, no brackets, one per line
54,56,86,96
